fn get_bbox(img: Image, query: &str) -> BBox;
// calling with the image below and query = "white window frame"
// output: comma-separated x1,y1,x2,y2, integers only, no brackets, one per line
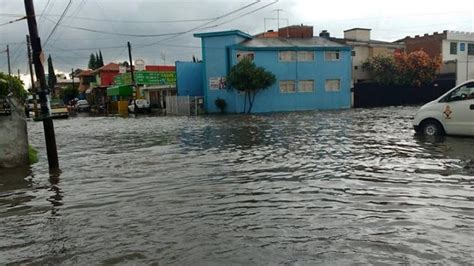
297,51,315,62
236,51,255,62
279,80,296,93
278,51,296,62
325,79,341,92
325,51,340,61
298,80,314,93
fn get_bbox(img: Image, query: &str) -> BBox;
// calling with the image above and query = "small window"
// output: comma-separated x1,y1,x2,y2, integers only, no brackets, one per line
351,50,356,56
325,51,340,61
236,51,254,62
450,42,457,55
325,79,340,92
280,80,296,93
468,44,474,55
298,80,314,92
460,43,465,51
354,66,358,70
297,51,314,62
279,51,296,62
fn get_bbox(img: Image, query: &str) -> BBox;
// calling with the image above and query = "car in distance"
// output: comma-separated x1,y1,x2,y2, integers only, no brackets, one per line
413,80,474,137
50,99,69,119
75,99,90,112
128,99,151,113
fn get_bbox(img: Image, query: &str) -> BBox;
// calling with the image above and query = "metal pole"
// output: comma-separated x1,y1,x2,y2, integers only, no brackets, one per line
24,0,59,170
27,35,38,118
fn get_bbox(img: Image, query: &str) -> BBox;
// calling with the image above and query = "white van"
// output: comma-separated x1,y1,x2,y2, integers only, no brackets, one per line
413,80,474,136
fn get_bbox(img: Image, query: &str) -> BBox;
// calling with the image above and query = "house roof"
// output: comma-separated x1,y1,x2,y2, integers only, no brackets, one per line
238,37,348,49
194,30,253,39
77,69,94,77
95,62,120,72
344,28,371,32
330,37,404,46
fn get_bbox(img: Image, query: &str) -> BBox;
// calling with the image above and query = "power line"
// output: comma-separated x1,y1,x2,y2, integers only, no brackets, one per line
0,16,27,27
135,0,262,49
43,0,73,47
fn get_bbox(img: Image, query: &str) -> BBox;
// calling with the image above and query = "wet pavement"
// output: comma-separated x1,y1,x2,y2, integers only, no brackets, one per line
1,106,473,264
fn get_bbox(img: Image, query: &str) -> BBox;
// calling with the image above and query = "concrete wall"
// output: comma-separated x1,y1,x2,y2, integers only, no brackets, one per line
176,61,203,96
0,98,29,168
344,29,371,42
442,39,474,84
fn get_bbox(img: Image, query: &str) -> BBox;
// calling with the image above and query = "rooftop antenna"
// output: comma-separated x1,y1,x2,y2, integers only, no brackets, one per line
273,9,283,30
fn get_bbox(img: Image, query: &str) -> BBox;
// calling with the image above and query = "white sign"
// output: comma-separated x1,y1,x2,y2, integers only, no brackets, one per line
209,77,226,90
135,59,145,71
119,65,126,74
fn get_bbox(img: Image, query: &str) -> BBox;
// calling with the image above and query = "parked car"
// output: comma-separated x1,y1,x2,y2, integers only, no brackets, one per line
413,80,474,136
50,99,69,119
128,99,151,113
75,99,90,112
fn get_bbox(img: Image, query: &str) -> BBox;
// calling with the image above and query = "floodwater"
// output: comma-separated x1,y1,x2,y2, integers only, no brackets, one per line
1,106,473,264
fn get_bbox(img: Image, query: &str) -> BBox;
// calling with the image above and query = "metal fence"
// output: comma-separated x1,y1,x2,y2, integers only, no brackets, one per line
165,96,204,116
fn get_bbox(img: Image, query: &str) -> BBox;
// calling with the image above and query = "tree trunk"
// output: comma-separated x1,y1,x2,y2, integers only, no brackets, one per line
243,90,247,113
247,90,257,114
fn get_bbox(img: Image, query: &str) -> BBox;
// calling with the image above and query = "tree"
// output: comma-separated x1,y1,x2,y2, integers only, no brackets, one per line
60,85,79,103
47,55,57,94
88,53,97,69
98,50,104,67
95,52,101,68
0,72,26,100
226,58,276,113
363,50,441,87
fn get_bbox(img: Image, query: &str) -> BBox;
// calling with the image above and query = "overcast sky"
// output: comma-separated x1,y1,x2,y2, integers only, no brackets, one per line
1,0,473,85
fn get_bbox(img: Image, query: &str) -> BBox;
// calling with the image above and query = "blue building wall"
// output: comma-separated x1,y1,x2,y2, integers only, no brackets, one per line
176,61,203,96
196,31,352,113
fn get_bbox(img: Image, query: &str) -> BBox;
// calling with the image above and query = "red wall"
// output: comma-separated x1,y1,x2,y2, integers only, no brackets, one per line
145,65,176,72
100,71,119,86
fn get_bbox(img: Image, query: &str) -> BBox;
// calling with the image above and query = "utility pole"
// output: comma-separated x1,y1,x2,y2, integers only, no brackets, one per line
24,0,59,170
17,69,20,79
6,45,11,77
6,45,13,92
71,68,75,91
128,41,138,111
27,35,38,118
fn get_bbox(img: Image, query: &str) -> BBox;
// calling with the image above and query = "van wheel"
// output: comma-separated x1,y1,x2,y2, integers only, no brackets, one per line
421,120,443,136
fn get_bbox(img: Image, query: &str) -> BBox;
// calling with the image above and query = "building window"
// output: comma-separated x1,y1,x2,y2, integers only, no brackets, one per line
325,51,340,61
450,42,457,55
298,80,314,92
460,43,465,52
280,80,296,93
354,66,358,70
468,44,474,55
297,51,314,61
351,50,356,56
279,51,296,62
325,79,340,92
236,51,254,62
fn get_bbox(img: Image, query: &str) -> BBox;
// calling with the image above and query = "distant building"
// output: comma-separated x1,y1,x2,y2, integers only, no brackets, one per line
194,25,352,113
89,63,121,111
326,28,405,85
403,30,474,84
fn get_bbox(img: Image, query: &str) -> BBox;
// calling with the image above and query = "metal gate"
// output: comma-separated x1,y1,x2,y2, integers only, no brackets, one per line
165,96,204,116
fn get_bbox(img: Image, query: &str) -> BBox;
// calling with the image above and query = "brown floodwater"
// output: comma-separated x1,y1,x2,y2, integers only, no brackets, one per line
1,106,473,264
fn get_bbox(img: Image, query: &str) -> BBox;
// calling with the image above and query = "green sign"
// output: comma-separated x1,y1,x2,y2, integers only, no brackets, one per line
114,71,176,86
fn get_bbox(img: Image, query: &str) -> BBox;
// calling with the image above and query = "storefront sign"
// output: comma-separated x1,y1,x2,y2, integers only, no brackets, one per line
114,71,176,86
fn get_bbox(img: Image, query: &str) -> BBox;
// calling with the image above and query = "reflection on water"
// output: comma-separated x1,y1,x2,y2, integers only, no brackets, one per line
1,106,473,264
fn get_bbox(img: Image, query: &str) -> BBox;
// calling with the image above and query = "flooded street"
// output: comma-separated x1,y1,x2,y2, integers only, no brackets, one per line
1,106,474,264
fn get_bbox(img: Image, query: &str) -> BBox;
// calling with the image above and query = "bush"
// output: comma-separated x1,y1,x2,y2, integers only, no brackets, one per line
28,145,38,165
215,98,227,113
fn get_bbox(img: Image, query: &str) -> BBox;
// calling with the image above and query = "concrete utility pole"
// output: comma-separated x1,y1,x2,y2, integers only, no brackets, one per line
6,45,11,77
24,0,59,170
128,41,138,112
27,35,38,118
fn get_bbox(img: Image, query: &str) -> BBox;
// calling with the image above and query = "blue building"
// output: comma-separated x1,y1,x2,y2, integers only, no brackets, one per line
176,61,204,96
194,26,352,113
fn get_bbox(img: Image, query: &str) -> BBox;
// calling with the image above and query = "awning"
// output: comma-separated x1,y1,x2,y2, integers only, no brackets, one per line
107,85,133,97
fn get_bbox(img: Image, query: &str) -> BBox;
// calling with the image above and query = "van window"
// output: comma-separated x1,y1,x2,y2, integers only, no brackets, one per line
442,82,474,102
